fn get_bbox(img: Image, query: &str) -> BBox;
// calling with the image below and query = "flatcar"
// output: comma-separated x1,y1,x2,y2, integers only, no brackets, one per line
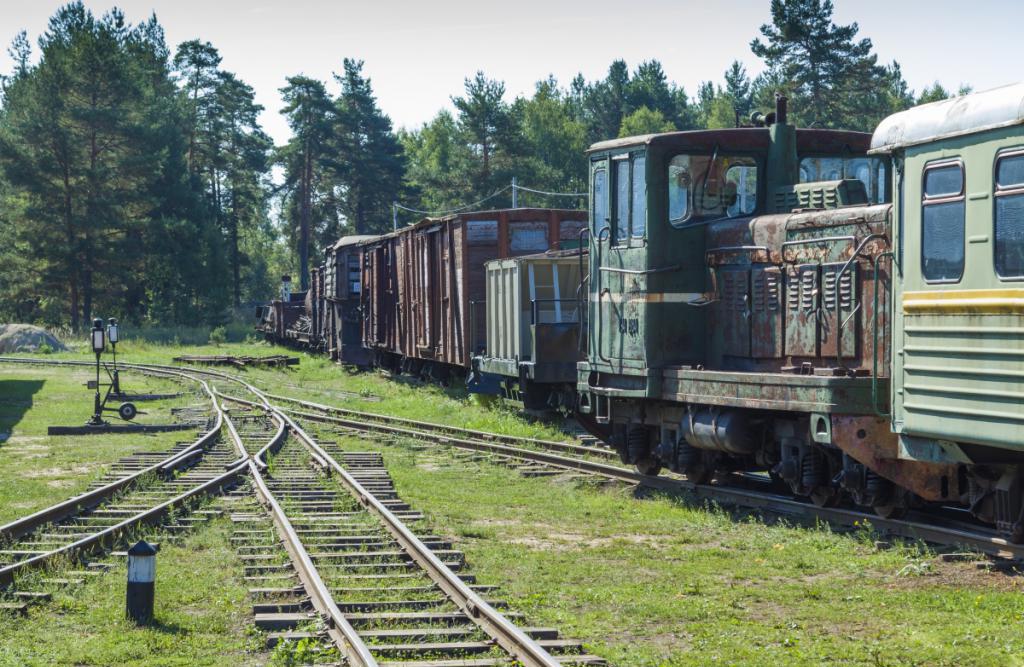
576,88,1024,540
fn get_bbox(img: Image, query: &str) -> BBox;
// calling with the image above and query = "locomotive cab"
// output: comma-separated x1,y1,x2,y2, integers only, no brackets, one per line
579,98,885,420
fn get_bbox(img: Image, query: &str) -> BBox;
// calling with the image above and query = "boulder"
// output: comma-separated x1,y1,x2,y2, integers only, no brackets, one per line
0,324,67,353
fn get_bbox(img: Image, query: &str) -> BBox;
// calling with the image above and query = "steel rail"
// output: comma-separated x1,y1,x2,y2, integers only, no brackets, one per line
0,460,245,589
264,391,613,460
280,411,563,667
282,405,1024,562
217,402,378,667
0,364,223,543
154,359,1024,562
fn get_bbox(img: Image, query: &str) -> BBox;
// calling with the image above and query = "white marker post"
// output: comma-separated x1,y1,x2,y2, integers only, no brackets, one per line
126,540,157,624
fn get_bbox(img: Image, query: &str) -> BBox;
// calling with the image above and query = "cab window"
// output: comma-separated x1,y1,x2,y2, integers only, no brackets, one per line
592,165,608,238
668,154,758,227
632,155,647,237
615,159,629,244
610,153,646,243
921,161,965,283
995,151,1024,279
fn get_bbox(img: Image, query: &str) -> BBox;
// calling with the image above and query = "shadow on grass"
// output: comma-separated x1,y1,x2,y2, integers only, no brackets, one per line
0,379,45,442
145,617,190,636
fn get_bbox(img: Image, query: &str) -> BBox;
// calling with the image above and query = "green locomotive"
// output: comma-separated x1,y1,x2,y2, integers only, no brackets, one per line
578,86,1024,540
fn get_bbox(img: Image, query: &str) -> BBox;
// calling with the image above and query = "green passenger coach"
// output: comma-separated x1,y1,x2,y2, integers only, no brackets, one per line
873,83,1024,538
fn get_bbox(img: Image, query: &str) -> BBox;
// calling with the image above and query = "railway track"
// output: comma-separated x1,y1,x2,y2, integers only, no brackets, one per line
0,364,244,610
219,392,604,666
8,357,1023,562
3,355,1020,663
260,390,1024,563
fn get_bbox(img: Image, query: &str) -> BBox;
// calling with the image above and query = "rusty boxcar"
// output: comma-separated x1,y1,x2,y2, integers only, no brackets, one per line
324,235,380,364
360,208,587,381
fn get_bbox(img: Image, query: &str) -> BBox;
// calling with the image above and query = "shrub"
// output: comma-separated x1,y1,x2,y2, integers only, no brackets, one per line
208,326,227,346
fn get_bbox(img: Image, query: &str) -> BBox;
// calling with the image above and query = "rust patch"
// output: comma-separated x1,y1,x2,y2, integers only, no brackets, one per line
833,415,960,502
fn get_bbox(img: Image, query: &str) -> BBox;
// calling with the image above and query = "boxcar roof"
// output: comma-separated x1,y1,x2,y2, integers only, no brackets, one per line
588,128,871,156
332,234,380,250
870,82,1024,153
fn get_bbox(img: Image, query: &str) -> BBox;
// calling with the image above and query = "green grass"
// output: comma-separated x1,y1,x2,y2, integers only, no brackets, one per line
7,341,1024,665
19,337,573,442
333,434,1024,667
0,364,205,524
0,516,261,667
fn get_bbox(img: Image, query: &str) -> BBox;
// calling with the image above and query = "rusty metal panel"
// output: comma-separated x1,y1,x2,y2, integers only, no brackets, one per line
751,265,784,358
785,263,819,357
509,221,550,254
719,269,750,357
820,262,858,359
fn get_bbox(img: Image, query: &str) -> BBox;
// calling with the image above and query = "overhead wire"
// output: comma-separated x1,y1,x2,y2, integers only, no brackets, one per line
393,182,587,227
393,185,513,217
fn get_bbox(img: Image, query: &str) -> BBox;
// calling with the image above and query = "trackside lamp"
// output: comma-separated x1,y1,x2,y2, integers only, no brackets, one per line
107,318,119,344
91,318,105,354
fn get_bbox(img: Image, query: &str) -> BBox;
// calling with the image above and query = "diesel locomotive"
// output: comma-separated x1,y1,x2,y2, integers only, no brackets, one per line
577,87,1024,540
259,84,1024,541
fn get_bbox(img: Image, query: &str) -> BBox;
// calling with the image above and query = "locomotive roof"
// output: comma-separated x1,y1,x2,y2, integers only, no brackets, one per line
588,127,871,155
870,82,1024,153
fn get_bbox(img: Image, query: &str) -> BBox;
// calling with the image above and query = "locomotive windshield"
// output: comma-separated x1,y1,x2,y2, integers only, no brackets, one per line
668,154,758,227
800,156,889,204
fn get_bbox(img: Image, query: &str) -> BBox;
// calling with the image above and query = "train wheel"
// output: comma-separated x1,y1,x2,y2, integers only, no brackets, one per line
635,457,662,477
684,464,714,485
872,503,907,520
809,486,839,508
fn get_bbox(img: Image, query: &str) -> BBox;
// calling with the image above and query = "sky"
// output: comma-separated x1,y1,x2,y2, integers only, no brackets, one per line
0,0,1021,146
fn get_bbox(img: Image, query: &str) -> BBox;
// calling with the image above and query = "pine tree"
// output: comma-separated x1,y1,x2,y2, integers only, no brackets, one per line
452,72,513,198
750,0,890,129
724,61,754,122
332,59,405,235
627,61,675,124
278,76,334,290
217,72,271,305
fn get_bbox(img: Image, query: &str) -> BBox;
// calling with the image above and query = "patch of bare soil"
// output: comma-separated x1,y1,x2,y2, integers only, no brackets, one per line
22,464,94,478
884,557,1024,592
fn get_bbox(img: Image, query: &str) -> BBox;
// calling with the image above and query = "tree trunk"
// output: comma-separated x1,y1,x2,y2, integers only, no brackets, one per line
231,188,240,307
300,137,312,291
62,165,79,331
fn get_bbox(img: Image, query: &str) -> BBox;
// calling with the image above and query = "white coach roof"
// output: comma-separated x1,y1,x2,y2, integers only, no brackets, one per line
870,82,1024,154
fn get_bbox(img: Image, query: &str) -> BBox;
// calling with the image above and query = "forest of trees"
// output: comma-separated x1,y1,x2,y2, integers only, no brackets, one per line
0,0,971,329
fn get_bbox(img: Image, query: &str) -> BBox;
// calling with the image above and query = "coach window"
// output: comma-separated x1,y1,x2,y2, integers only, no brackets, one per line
592,164,608,238
995,151,1024,279
921,161,966,282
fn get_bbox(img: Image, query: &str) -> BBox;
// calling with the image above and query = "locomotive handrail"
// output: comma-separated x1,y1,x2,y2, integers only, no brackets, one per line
597,288,611,363
530,298,581,325
780,235,856,263
594,227,612,364
872,250,896,419
831,233,890,371
578,227,590,356
704,245,769,261
599,264,682,275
